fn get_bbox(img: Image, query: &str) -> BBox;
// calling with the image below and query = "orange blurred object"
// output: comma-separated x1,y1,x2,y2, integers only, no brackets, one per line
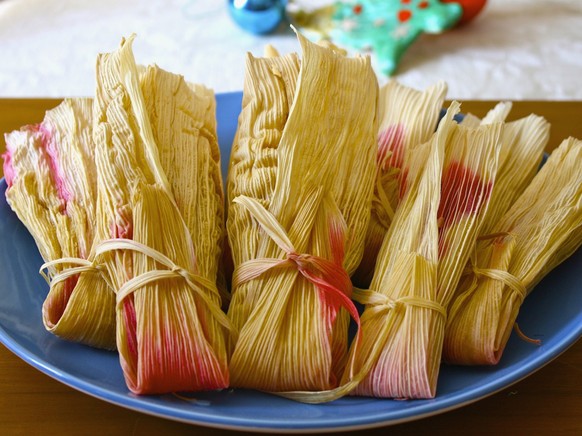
443,0,487,25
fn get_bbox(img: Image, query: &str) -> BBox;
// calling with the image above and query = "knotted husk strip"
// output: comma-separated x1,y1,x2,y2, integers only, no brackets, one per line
353,80,447,287
226,50,300,336
348,104,503,398
444,137,582,365
227,33,378,397
91,35,229,393
3,99,116,348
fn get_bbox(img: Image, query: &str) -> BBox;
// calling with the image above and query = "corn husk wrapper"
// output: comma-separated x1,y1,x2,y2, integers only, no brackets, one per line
3,99,116,348
140,66,225,292
353,81,447,287
444,137,582,365
347,104,503,398
226,48,300,336
227,33,378,400
90,35,229,394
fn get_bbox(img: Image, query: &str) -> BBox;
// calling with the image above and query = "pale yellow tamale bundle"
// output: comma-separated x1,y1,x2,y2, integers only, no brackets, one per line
226,47,300,334
347,105,503,399
461,102,550,235
353,80,447,287
444,137,582,365
3,99,116,349
227,33,378,398
88,35,229,394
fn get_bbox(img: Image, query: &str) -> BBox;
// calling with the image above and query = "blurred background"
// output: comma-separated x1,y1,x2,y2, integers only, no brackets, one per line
0,0,581,100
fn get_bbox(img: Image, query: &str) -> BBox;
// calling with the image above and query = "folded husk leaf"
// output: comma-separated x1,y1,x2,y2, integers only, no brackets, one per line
226,49,300,336
463,102,550,235
3,99,116,349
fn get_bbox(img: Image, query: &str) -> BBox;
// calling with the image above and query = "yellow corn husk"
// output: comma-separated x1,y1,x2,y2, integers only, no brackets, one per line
3,99,116,349
461,101,513,128
347,104,503,398
444,137,582,365
353,80,447,287
463,103,550,235
89,35,229,394
227,33,378,398
139,66,225,288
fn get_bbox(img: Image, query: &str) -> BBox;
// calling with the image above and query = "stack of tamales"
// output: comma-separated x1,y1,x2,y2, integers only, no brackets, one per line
3,31,582,403
4,36,230,395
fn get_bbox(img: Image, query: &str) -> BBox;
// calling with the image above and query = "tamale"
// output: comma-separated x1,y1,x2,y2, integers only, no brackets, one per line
3,99,116,349
444,137,582,365
348,105,503,398
90,35,229,394
227,33,378,398
353,80,447,287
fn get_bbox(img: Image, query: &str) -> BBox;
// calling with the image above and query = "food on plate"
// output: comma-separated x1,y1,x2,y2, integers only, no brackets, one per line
353,80,447,287
347,105,503,398
2,30,581,403
444,137,582,365
227,32,378,400
90,35,230,394
3,98,116,349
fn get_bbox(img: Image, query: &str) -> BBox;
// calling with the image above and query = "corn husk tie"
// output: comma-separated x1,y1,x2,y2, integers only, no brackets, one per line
232,195,359,332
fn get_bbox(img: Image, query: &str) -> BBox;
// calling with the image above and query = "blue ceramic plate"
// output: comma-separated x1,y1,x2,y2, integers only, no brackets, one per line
0,92,581,432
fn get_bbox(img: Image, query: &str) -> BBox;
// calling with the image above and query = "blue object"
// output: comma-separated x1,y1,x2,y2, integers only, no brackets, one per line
228,0,286,35
0,91,581,432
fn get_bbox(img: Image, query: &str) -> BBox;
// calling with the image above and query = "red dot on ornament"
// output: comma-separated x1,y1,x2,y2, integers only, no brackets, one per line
398,9,412,22
353,4,363,14
401,0,411,4
418,1,429,8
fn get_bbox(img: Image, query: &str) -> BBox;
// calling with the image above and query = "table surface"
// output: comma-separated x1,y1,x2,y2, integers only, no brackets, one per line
3,0,582,101
0,99,581,435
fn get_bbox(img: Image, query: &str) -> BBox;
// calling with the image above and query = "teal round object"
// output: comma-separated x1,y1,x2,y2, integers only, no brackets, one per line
228,0,286,35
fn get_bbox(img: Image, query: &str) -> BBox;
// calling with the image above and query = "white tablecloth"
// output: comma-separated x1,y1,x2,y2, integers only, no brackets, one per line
1,0,581,100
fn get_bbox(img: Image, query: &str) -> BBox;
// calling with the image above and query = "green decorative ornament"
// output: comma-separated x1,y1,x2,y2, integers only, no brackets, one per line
288,0,463,76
